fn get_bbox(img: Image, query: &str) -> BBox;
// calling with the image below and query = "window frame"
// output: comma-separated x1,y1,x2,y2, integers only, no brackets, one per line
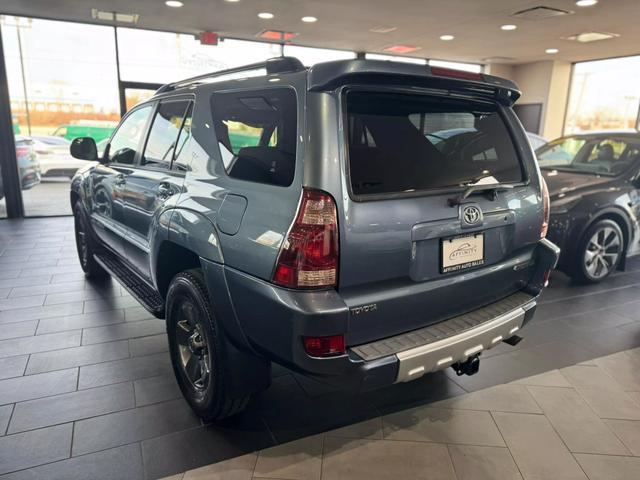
136,95,195,174
209,85,299,188
104,102,155,167
339,85,530,202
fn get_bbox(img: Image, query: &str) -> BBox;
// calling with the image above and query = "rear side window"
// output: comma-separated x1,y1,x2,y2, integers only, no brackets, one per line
142,100,192,170
346,91,523,197
211,88,297,187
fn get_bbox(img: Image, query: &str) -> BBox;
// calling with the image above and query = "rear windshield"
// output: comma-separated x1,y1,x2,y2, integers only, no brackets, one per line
345,91,523,197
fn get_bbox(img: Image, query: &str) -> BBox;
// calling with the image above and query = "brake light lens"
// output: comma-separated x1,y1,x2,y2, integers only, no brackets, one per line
303,335,345,357
15,146,30,158
541,177,550,239
430,66,484,82
273,189,339,289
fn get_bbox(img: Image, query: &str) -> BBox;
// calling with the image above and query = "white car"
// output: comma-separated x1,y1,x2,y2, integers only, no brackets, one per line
32,136,88,178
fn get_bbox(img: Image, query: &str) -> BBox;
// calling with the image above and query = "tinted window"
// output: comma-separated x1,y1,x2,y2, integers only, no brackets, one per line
108,105,152,165
142,100,191,169
537,136,640,175
211,88,296,186
346,91,523,197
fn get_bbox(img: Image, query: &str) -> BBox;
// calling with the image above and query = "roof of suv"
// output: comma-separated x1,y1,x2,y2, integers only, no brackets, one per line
155,56,521,106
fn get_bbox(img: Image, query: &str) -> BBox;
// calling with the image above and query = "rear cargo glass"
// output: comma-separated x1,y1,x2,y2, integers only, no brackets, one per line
345,91,523,197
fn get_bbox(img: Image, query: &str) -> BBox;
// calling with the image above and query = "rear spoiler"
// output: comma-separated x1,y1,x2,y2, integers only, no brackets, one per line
307,59,521,106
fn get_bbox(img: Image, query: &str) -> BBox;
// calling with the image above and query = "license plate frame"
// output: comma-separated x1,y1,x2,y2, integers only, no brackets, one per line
441,232,485,274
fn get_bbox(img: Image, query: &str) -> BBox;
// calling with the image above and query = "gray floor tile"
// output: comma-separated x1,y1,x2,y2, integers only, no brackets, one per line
0,330,81,358
37,310,125,335
82,319,165,345
8,382,135,434
0,295,45,311
134,375,182,407
0,303,83,325
1,444,144,480
78,352,172,389
574,453,640,480
0,356,28,380
0,320,37,341
0,288,10,299
72,398,200,456
493,411,587,480
44,288,121,306
322,437,457,480
129,334,169,357
594,350,640,391
604,419,640,456
383,406,505,447
511,369,572,387
528,385,629,454
0,275,53,289
253,435,322,480
18,265,83,278
448,445,522,480
559,309,637,332
182,453,256,480
0,404,12,435
0,423,72,475
431,384,542,414
83,295,141,314
0,368,78,405
324,417,383,440
125,306,156,322
51,272,87,284
26,340,130,374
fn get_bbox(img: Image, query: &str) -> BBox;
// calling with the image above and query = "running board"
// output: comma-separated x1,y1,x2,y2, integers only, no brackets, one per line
94,251,165,318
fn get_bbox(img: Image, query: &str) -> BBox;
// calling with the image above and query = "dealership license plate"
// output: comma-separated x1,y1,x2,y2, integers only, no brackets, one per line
441,233,485,273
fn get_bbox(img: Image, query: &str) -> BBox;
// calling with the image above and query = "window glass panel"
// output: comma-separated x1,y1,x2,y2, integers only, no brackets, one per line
346,91,522,197
565,56,640,134
283,45,355,66
211,88,297,186
108,105,152,165
173,103,193,172
365,53,427,65
117,30,281,83
429,59,483,73
142,101,190,169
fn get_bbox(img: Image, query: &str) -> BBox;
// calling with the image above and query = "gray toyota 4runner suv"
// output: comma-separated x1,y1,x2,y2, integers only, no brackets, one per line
69,57,559,420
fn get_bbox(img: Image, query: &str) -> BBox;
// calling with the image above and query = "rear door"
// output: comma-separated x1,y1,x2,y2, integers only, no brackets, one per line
122,98,192,279
337,89,543,345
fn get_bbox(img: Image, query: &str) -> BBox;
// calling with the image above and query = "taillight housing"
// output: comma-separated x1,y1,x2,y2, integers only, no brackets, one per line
15,146,30,158
540,177,550,239
273,189,339,289
430,66,484,82
303,335,345,357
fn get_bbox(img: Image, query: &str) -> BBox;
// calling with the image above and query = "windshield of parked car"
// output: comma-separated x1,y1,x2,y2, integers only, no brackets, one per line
345,91,523,197
537,136,640,176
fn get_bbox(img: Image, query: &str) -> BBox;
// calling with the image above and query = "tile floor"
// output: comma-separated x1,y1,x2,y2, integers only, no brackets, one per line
0,216,640,479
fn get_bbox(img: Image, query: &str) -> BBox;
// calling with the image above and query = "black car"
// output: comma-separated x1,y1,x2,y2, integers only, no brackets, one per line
537,131,640,283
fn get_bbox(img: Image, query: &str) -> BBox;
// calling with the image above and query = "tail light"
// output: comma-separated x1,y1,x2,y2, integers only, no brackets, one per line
273,188,338,289
15,146,30,158
303,335,345,357
540,177,550,239
430,66,483,82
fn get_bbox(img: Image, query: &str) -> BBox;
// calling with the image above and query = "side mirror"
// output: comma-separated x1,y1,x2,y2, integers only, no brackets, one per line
70,137,98,161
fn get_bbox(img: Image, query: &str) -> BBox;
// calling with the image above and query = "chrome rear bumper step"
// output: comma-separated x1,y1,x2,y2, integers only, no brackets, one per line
349,291,536,383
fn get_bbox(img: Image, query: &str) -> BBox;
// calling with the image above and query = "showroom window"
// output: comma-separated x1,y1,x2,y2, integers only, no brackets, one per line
0,16,119,217
283,45,356,66
565,56,640,134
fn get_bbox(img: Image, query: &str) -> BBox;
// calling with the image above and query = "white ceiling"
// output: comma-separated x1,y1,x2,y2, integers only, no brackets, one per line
0,0,638,65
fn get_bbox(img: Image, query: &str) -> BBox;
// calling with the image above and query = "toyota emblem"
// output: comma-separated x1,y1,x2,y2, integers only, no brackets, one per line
462,205,482,226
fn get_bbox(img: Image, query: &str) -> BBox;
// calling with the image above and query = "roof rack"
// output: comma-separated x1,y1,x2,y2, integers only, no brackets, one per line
155,56,305,94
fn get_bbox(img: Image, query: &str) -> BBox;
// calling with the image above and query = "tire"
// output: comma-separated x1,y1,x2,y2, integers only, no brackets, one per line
73,202,109,280
570,219,624,284
166,270,249,421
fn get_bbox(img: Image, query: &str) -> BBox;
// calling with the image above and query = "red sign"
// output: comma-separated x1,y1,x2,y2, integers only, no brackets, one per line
199,31,219,45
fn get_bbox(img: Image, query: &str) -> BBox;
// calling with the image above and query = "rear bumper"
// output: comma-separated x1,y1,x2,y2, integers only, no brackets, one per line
221,238,559,392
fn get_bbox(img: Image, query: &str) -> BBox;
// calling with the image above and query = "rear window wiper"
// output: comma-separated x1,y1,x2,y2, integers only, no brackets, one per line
448,183,514,206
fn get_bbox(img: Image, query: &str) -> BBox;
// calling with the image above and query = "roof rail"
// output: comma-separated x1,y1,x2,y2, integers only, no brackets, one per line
155,56,305,94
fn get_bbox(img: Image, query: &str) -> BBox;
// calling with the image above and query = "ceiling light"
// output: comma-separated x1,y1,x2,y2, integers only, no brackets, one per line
501,24,517,31
224,0,241,2
301,16,317,23
369,25,397,34
383,44,421,54
258,12,274,19
576,0,598,6
564,31,619,42
545,48,559,54
165,1,183,7
440,34,455,41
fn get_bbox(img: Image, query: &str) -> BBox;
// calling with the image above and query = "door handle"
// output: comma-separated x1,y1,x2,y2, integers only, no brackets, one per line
157,182,173,198
113,174,126,187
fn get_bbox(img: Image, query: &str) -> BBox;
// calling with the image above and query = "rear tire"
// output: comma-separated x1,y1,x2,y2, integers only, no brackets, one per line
73,202,109,280
570,219,623,284
166,270,249,421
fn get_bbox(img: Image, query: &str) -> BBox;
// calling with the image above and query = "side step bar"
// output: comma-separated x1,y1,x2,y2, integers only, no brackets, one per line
94,251,165,318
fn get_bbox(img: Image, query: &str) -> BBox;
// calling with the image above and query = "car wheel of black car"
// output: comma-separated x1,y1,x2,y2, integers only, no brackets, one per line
572,219,624,283
73,202,109,280
166,270,249,421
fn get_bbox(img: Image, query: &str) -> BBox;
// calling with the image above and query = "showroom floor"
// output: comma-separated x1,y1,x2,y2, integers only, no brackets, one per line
0,217,640,479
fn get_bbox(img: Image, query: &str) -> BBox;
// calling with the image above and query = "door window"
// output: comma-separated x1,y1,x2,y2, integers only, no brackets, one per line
108,105,152,165
141,100,192,170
